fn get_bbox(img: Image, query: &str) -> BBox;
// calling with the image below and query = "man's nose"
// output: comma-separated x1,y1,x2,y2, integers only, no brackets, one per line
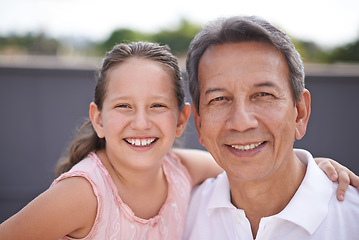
226,101,258,132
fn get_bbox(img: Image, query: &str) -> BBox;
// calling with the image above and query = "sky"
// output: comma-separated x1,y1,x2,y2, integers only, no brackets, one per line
1,0,359,48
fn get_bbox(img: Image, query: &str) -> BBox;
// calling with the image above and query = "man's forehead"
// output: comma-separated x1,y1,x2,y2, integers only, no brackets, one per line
198,42,290,96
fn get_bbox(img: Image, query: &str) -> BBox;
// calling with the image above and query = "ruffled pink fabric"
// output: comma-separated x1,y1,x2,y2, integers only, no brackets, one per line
51,151,192,240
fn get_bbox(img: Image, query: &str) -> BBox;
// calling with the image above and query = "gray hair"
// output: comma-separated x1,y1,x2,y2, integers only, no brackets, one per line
186,15,305,112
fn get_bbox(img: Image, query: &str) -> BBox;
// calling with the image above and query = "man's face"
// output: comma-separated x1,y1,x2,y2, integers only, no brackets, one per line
193,42,310,182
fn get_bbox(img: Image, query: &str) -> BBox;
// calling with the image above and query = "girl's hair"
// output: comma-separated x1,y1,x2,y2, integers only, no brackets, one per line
55,41,185,177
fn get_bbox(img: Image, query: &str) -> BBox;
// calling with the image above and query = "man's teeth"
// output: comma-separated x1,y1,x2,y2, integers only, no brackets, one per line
231,142,264,151
127,138,156,146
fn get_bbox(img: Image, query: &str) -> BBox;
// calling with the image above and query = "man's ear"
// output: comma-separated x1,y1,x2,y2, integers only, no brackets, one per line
89,102,105,138
295,89,311,140
176,103,191,137
192,104,205,146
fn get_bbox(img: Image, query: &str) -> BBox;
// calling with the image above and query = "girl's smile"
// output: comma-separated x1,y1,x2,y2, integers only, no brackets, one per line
124,137,158,147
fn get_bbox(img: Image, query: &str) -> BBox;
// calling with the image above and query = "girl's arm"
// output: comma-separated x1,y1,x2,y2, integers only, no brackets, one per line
315,157,359,201
173,148,359,201
0,176,97,240
172,148,223,187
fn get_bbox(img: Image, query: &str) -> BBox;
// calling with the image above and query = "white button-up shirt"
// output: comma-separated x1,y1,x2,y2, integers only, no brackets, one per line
184,149,359,239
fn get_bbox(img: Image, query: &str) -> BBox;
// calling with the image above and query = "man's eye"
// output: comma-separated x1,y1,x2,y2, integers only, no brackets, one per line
257,92,273,97
215,97,226,101
209,96,227,104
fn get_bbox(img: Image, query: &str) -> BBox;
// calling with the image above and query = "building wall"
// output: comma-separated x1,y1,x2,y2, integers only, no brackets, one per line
1,66,358,222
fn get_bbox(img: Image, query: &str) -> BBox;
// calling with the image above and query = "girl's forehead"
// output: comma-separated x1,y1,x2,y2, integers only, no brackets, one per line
104,60,176,98
108,58,171,78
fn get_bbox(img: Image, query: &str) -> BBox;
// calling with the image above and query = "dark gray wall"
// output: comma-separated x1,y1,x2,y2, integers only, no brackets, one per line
1,66,358,222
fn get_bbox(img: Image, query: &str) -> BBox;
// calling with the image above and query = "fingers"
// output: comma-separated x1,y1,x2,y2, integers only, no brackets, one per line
314,157,359,201
336,170,350,201
348,171,359,190
329,160,359,201
316,158,339,181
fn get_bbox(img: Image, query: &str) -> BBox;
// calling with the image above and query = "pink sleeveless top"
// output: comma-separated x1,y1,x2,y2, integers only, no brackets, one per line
52,152,192,240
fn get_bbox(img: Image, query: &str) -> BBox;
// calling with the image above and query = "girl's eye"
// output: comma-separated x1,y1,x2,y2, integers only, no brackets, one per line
152,103,166,108
116,104,131,109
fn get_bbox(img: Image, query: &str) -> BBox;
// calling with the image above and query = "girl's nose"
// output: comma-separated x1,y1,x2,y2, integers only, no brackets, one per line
130,110,152,130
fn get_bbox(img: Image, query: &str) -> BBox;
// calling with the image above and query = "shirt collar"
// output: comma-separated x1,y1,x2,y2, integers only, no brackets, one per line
205,149,333,235
206,172,236,215
274,149,333,234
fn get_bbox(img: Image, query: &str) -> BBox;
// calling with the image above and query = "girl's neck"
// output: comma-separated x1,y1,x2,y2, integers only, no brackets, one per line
97,149,168,219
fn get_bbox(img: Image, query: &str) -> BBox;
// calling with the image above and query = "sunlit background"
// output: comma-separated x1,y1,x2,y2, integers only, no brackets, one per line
1,0,359,65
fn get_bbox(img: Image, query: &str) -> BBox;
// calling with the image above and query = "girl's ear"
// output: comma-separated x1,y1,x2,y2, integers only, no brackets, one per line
89,102,105,138
175,103,191,137
295,89,311,140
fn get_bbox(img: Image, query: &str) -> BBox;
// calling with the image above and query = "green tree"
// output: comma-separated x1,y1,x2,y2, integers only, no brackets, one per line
99,29,154,54
0,32,60,55
328,39,359,63
153,19,201,55
292,39,330,63
98,19,201,56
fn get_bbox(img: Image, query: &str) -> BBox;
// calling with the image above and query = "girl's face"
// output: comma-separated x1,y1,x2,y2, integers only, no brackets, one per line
90,57,190,170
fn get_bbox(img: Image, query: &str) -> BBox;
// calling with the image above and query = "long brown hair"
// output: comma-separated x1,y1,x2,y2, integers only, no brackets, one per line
55,42,184,177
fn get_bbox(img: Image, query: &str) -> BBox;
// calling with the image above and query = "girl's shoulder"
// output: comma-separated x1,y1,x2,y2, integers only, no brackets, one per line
53,152,105,187
50,176,98,238
0,174,98,239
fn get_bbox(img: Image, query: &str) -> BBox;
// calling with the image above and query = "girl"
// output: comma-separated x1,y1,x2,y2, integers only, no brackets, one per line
0,42,357,240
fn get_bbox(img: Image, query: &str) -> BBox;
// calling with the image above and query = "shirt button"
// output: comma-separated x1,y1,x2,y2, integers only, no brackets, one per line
235,215,241,223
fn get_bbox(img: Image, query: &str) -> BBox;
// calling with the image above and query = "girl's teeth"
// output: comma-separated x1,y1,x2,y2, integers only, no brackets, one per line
127,138,156,146
231,142,264,151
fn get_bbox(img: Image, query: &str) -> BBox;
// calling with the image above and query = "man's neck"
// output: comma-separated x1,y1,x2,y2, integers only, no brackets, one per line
228,156,306,238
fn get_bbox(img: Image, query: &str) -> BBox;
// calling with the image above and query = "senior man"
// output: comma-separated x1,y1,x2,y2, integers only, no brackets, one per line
184,15,359,239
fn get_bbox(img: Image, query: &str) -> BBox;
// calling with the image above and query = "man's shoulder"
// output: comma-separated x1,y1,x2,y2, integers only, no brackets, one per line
330,182,359,206
191,172,226,201
185,172,231,239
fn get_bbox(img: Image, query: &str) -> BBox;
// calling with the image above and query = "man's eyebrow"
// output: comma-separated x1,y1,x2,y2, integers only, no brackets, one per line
254,81,276,88
204,88,226,95
204,82,278,95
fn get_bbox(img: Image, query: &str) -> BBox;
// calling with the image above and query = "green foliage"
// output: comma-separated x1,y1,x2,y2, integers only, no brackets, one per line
152,19,201,55
99,28,154,54
0,33,60,55
97,19,201,56
292,39,331,63
327,39,359,63
0,20,358,64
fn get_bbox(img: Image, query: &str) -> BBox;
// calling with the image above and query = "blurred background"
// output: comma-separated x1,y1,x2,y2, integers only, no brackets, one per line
1,0,359,222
